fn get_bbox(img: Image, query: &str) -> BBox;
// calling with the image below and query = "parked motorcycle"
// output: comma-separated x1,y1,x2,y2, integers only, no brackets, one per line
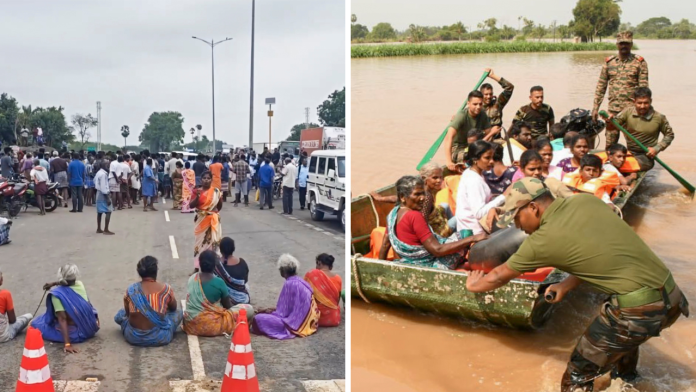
1,174,60,217
273,174,283,200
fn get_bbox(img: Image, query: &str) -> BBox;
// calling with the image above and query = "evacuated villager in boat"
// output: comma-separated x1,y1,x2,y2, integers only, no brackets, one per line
114,256,182,347
251,254,320,340
602,143,638,189
499,123,532,166
611,87,674,171
483,144,517,197
511,150,544,183
0,268,33,343
562,154,621,204
190,171,223,271
304,253,342,327
183,251,254,337
379,175,486,269
214,237,251,305
455,140,506,235
466,178,689,392
32,264,99,353
533,138,564,180
551,131,578,166
557,134,590,174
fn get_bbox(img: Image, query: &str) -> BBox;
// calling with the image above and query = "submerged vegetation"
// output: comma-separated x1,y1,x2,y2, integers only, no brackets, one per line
351,41,617,58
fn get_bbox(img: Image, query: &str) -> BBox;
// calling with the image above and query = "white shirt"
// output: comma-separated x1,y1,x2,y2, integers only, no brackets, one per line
109,161,123,184
94,169,110,195
165,158,178,175
281,163,297,189
120,162,131,181
551,148,573,166
31,167,49,183
455,169,506,235
602,162,624,178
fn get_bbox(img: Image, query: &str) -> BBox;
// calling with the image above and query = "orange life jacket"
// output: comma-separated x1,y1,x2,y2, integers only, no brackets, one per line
594,151,641,173
435,174,461,214
562,169,621,200
368,227,396,261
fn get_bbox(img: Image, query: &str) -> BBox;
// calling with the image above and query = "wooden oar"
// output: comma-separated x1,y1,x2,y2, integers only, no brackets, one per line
600,110,695,195
416,71,490,170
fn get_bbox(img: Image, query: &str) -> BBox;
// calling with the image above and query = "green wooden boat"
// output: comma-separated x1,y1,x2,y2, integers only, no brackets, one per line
351,170,646,329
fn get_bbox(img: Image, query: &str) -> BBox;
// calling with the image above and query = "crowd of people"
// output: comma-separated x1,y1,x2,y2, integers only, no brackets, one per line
373,32,687,392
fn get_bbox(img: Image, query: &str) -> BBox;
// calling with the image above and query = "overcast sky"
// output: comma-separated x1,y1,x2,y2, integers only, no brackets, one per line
351,0,696,31
0,0,345,148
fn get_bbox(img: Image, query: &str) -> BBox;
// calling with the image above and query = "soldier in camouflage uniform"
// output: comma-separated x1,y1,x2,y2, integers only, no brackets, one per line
465,178,689,392
479,68,514,137
512,86,555,141
592,31,649,150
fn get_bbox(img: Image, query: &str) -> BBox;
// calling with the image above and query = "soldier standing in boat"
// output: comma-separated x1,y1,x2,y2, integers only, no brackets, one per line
592,31,649,150
511,86,555,141
480,68,514,139
466,178,689,392
444,90,495,171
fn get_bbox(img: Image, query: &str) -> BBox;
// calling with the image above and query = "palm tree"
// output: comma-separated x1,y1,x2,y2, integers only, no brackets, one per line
121,125,130,150
351,14,357,24
453,22,466,41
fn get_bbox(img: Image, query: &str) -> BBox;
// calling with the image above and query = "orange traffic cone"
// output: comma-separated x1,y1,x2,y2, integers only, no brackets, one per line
220,308,259,392
16,326,54,392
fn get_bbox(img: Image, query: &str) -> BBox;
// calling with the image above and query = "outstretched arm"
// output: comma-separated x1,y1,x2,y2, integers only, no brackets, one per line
466,263,522,293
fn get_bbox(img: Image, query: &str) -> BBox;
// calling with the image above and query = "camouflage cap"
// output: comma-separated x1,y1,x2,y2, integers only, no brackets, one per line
496,177,549,228
616,31,633,43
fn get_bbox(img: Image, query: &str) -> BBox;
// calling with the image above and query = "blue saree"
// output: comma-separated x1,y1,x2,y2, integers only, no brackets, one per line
32,285,99,343
114,283,182,347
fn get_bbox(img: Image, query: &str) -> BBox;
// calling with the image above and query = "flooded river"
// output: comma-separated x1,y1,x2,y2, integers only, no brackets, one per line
351,40,696,392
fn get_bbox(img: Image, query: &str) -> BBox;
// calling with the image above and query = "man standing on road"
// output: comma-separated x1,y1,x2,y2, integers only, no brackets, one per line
67,153,85,213
0,148,13,179
51,153,70,208
298,157,309,210
466,178,689,392
609,87,673,171
512,86,555,141
232,154,251,207
444,90,494,171
592,31,649,150
480,68,515,131
121,155,133,209
258,157,274,210
109,155,124,210
94,159,114,235
193,154,207,187
281,157,297,215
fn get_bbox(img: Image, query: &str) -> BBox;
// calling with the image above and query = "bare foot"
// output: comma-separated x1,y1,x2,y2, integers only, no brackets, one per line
150,207,158,211
96,229,103,233
103,230,115,235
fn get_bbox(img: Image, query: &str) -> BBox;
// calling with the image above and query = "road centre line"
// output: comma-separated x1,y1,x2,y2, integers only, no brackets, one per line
164,210,170,222
181,300,206,381
169,236,179,259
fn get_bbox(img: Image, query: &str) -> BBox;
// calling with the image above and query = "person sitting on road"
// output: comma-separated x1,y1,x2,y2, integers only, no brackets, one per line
183,251,253,337
304,253,342,327
0,267,33,343
483,144,518,197
32,264,100,353
0,217,11,246
562,154,621,203
114,256,182,347
556,134,590,174
251,254,320,340
604,143,638,187
551,131,579,166
533,138,564,181
511,150,544,182
379,175,486,270
213,237,251,305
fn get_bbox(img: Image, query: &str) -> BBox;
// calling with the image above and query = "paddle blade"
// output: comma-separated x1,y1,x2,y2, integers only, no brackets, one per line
416,129,447,170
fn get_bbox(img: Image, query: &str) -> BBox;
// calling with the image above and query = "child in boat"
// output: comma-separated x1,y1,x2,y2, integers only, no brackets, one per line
603,143,637,189
551,131,578,166
556,133,589,173
549,123,566,152
511,150,543,182
562,154,620,203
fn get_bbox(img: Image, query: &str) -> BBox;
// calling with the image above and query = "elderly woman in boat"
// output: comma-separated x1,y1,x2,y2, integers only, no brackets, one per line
183,250,253,337
252,254,320,340
304,253,342,327
32,264,99,353
114,256,182,346
379,175,486,270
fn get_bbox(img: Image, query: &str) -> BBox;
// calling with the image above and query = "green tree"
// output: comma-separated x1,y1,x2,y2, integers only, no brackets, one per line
572,0,621,42
672,19,694,39
351,24,369,40
286,122,321,141
522,18,535,36
317,88,345,128
636,17,671,37
408,24,426,42
557,24,571,41
370,22,397,40
351,14,357,24
71,113,98,149
121,125,130,149
138,111,185,152
31,107,72,148
533,24,548,41
452,22,466,41
500,25,516,40
0,93,19,143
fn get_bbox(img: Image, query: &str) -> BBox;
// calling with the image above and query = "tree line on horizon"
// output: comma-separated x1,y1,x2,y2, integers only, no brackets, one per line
352,0,696,43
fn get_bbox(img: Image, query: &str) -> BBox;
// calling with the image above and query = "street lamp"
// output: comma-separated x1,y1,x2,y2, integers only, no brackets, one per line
266,97,275,149
192,36,232,154
249,0,256,152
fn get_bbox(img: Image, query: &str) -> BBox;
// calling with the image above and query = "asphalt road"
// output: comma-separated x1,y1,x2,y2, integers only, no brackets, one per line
0,194,345,392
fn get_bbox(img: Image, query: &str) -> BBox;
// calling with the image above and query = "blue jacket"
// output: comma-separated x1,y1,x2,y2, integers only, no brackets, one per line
259,165,275,188
68,160,86,186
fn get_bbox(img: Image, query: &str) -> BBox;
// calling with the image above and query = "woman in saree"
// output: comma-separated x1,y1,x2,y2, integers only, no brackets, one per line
378,176,486,270
171,161,184,210
214,237,251,305
114,256,182,346
190,171,223,272
183,251,253,337
142,158,158,212
181,161,196,213
304,254,341,327
251,254,320,340
32,264,99,353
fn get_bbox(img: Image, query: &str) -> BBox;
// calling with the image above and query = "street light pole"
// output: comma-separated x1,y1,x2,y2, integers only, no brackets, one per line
249,0,255,151
192,36,232,154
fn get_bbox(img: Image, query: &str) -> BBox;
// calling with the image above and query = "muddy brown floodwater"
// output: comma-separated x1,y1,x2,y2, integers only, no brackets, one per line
351,40,696,392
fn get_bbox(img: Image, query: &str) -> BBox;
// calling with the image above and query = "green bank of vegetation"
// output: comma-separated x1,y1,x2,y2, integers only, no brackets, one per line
351,0,696,52
352,41,617,58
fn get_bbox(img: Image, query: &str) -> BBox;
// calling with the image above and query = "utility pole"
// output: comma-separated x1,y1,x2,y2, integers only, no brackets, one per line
305,107,310,129
97,101,102,151
249,0,255,151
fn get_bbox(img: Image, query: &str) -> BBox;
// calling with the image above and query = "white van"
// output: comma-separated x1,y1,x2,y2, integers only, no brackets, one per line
307,150,346,230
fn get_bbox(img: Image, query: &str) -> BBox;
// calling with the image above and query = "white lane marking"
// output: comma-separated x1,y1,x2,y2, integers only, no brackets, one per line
164,210,170,222
182,300,206,381
302,380,346,392
287,216,297,220
54,380,101,392
313,227,324,232
169,236,179,259
334,236,343,241
170,380,220,392
323,231,333,236
304,223,314,227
